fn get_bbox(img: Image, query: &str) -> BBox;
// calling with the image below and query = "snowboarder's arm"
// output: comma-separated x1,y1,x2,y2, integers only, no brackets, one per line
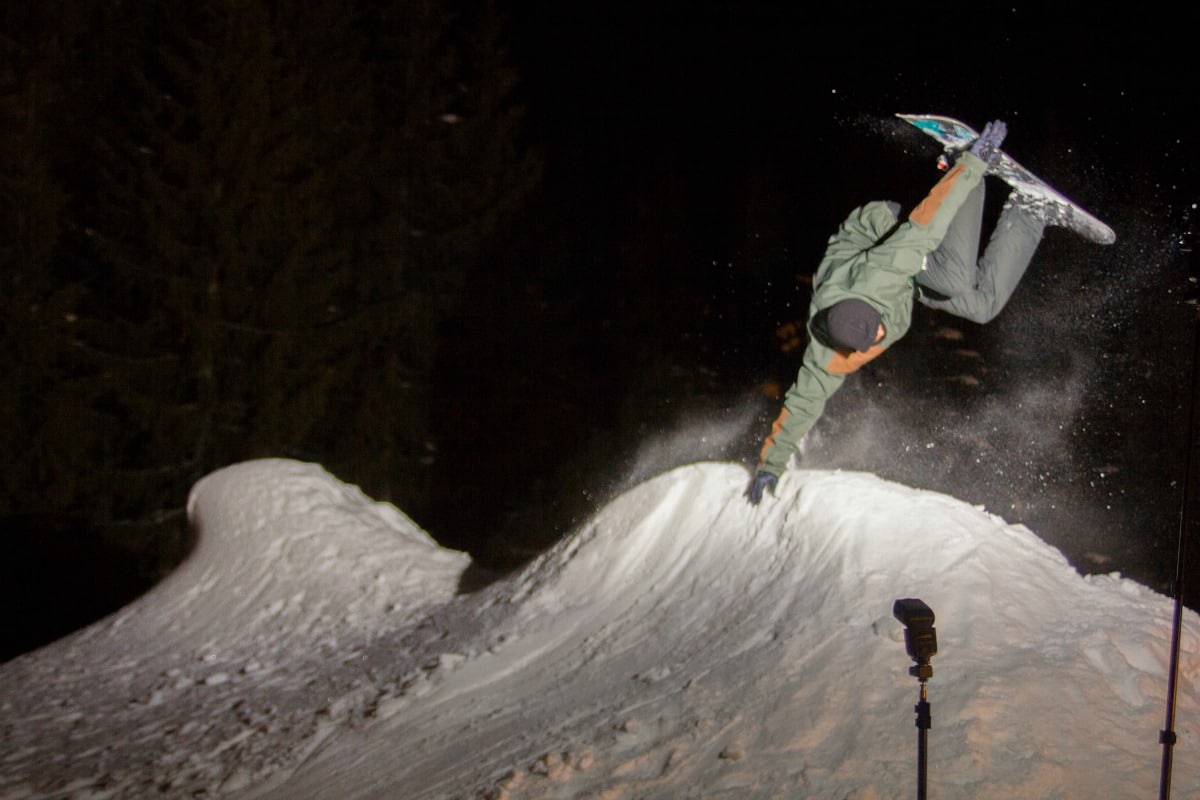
757,346,845,476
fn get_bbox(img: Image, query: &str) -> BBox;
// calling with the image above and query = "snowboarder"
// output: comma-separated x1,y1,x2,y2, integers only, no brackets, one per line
746,120,1053,505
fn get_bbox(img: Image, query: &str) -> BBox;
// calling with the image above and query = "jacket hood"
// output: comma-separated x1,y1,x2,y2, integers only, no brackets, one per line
838,200,902,245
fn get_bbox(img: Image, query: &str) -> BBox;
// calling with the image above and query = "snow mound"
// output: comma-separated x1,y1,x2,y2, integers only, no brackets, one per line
0,459,469,799
178,457,469,642
256,464,1200,800
2,460,1198,800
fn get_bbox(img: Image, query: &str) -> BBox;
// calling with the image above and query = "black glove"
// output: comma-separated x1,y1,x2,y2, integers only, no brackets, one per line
969,120,1007,165
745,471,778,506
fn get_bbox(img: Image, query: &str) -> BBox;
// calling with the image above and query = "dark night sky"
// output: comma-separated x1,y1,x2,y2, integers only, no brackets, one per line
505,5,1195,209
493,5,1198,331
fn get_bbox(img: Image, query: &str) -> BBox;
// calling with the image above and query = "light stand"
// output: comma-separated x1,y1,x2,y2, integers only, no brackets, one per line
894,598,937,800
1160,227,1200,800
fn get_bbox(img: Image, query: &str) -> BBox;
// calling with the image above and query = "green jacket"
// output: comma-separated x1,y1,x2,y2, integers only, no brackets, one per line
757,152,987,476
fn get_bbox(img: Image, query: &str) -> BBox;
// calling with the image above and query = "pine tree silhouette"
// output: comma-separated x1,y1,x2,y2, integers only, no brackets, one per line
0,0,541,580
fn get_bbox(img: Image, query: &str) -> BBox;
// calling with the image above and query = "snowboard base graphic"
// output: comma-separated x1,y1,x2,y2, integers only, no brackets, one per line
897,113,1116,245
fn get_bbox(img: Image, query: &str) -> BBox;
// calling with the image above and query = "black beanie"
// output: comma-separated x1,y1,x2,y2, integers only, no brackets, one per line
826,299,882,353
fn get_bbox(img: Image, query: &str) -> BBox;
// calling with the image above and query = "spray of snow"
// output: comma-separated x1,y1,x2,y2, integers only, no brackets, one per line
617,394,764,491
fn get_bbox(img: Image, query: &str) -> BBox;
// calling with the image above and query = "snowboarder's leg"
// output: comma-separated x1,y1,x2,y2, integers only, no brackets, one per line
917,194,1045,324
916,181,985,298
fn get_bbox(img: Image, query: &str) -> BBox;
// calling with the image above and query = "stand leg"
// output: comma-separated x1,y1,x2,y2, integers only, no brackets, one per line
916,682,931,800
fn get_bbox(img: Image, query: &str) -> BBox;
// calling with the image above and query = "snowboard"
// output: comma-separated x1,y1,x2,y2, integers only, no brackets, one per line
896,113,1116,245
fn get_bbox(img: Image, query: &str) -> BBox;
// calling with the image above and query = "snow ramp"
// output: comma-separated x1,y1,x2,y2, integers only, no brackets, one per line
256,463,1200,800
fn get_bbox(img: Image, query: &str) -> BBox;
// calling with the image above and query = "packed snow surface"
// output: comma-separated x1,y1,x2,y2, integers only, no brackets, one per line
2,458,1199,799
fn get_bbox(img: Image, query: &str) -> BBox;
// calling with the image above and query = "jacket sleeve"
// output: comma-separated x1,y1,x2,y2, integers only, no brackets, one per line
757,343,844,476
880,152,988,277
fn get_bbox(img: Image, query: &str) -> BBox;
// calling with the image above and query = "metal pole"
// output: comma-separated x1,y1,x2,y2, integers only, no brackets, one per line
916,680,930,800
1160,233,1200,800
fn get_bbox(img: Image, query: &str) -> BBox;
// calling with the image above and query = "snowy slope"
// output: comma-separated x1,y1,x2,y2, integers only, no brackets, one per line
0,459,470,798
2,459,1199,799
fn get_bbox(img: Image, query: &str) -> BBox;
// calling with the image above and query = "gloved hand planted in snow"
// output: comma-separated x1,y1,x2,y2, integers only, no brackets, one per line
745,471,778,506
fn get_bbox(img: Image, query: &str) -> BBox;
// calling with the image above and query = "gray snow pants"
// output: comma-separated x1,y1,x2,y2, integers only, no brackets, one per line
914,182,1045,324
